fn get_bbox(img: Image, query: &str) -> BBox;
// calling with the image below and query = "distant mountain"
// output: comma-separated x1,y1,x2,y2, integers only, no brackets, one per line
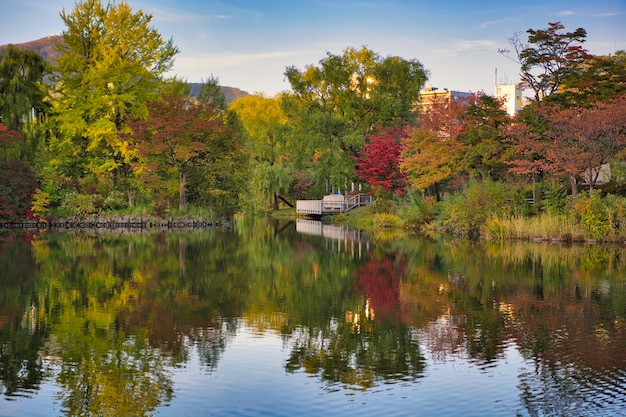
187,83,248,106
0,35,64,64
1,36,248,105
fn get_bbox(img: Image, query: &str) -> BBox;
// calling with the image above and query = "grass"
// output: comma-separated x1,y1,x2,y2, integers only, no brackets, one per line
482,214,587,242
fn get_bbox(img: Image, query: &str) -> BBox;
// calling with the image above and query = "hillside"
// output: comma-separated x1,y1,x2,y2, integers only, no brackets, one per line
0,36,248,105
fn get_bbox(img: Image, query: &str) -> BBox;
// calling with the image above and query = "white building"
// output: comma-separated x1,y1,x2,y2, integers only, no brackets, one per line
495,83,524,117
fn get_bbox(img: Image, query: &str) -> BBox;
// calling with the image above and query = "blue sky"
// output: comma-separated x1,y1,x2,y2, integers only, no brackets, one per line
1,0,625,97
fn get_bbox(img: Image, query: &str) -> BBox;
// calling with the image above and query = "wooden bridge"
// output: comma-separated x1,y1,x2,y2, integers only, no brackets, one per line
296,193,374,216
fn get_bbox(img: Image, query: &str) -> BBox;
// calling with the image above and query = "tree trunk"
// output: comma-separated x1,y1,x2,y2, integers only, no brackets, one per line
278,194,294,208
179,170,187,212
569,174,578,197
273,192,279,210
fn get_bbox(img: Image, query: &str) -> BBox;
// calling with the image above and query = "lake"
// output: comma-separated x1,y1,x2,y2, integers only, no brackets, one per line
1,217,626,417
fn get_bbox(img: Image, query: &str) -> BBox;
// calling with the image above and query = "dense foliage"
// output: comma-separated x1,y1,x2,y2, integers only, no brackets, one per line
1,7,626,242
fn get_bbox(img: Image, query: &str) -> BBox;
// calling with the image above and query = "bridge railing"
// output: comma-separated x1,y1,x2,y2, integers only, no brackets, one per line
296,199,323,215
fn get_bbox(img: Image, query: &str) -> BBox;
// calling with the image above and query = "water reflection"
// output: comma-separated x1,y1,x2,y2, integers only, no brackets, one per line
296,219,370,257
0,222,625,416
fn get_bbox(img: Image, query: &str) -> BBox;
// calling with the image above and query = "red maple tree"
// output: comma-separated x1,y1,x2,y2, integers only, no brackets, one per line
352,125,408,196
507,96,626,195
126,95,233,211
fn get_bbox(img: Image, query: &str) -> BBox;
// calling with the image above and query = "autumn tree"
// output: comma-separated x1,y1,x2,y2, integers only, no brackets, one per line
284,46,428,195
500,22,590,101
353,125,407,197
401,96,466,196
229,94,291,210
0,121,22,159
402,92,510,197
556,50,626,106
127,95,236,212
507,97,626,196
0,122,37,220
48,0,179,202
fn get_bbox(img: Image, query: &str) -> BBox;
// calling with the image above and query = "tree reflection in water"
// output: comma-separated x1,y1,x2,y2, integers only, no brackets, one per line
0,221,625,416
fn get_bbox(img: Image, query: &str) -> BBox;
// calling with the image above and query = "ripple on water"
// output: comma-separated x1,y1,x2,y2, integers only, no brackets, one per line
517,360,626,417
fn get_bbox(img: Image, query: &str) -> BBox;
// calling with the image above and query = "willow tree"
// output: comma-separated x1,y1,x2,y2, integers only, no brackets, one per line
0,45,49,132
47,0,178,204
284,46,428,196
229,94,291,210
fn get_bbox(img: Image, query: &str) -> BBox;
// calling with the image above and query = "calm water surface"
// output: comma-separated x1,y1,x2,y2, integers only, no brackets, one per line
1,217,626,417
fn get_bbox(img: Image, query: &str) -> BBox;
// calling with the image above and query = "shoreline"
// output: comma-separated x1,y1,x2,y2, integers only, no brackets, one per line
1,215,227,231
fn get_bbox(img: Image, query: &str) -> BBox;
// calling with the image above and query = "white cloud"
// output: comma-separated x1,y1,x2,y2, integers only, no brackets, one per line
434,39,500,58
557,10,575,16
479,17,521,29
148,7,231,23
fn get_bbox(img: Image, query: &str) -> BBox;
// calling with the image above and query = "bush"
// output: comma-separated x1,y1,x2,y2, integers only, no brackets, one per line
102,190,128,211
605,194,626,236
398,190,438,230
571,191,609,239
372,212,403,228
370,197,398,214
437,177,512,236
539,183,568,215
30,189,51,219
0,160,37,220
59,191,100,218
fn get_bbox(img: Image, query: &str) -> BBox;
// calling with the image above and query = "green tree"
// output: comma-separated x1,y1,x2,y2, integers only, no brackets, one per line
284,46,428,195
48,0,179,201
457,94,510,179
229,94,291,210
198,74,227,111
556,50,626,106
0,45,49,132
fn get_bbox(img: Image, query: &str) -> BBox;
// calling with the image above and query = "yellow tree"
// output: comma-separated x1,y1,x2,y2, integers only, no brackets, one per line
229,94,292,210
48,0,178,203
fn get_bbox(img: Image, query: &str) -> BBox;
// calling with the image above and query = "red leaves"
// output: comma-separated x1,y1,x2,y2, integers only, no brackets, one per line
506,96,626,190
353,254,406,321
0,160,37,220
352,125,408,196
0,122,23,153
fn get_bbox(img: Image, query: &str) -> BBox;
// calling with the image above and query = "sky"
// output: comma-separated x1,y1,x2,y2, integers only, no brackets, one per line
1,0,625,97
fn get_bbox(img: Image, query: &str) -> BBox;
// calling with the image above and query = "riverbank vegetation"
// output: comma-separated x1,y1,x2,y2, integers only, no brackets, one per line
1,1,625,241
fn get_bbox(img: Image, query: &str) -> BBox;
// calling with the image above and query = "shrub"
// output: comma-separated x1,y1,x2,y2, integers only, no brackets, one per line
437,177,512,236
59,191,100,218
604,194,626,236
0,160,37,220
571,191,609,239
539,183,568,215
398,191,438,230
372,212,403,228
370,197,398,214
31,189,51,219
102,190,128,211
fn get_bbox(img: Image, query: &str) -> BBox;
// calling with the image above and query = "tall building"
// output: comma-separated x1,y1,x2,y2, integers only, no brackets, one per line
494,82,524,117
418,87,471,112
